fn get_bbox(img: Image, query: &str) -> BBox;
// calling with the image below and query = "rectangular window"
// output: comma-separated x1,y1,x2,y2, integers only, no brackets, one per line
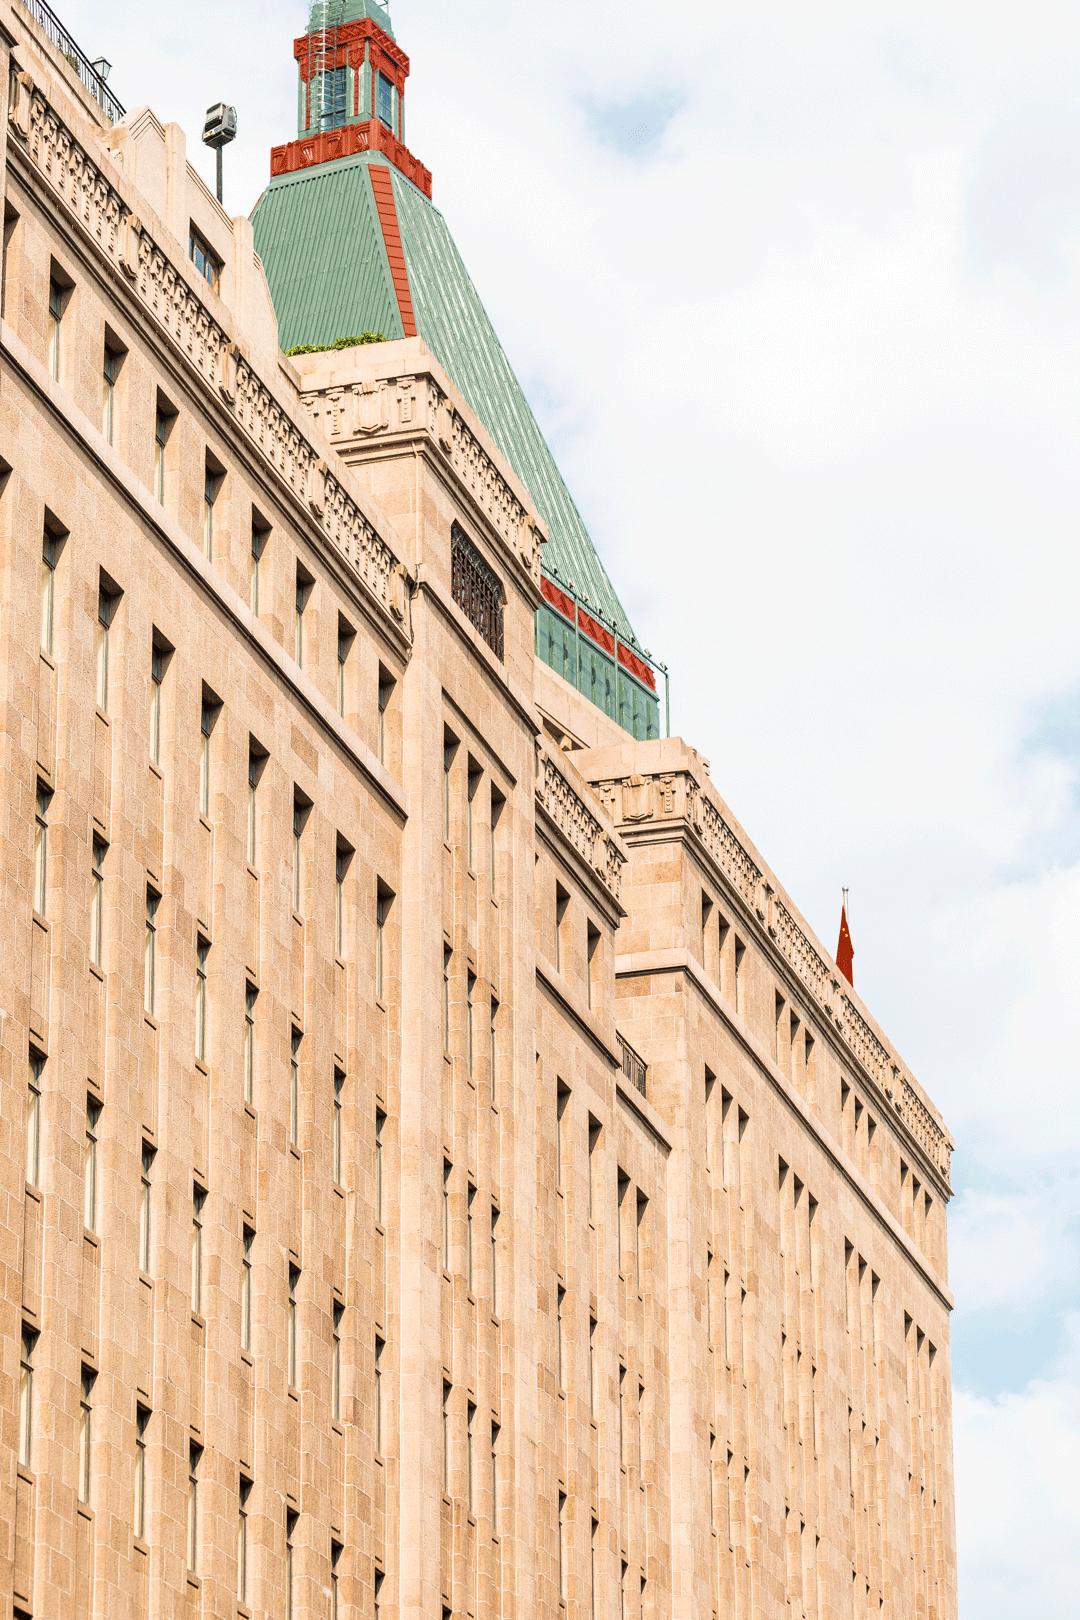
374,1334,385,1455
203,456,223,560
292,791,310,913
238,1476,253,1603
467,972,476,1072
442,944,452,1050
332,1300,344,1424
251,510,270,614
337,616,355,718
294,563,313,667
83,1096,101,1231
587,921,601,1010
556,1285,565,1390
451,524,504,658
153,394,175,504
102,336,124,444
241,1225,254,1353
443,729,458,841
247,740,266,866
335,838,352,960
192,1184,206,1314
466,1182,476,1293
467,1400,476,1514
333,1067,345,1185
587,1116,602,1223
489,995,499,1098
331,1540,344,1620
558,1492,568,1603
18,1325,36,1469
377,70,394,130
78,1364,96,1505
244,982,257,1107
375,1108,386,1225
149,634,171,767
40,521,64,655
288,1263,300,1387
189,226,222,291
139,1142,155,1272
1,204,18,321
555,883,570,973
588,1315,597,1418
442,1381,451,1497
33,779,51,916
377,666,395,764
442,1159,452,1272
636,1191,648,1291
467,758,482,868
376,883,393,1001
195,936,210,1063
26,1050,44,1188
290,1027,302,1148
490,1204,500,1318
285,1509,298,1620
490,785,505,892
556,1080,570,1191
491,1420,500,1535
144,889,159,1016
187,1440,202,1570
96,573,121,712
47,265,70,380
134,1404,150,1540
199,689,221,817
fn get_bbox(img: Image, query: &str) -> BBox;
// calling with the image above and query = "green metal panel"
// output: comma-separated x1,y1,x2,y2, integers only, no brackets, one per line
252,157,403,352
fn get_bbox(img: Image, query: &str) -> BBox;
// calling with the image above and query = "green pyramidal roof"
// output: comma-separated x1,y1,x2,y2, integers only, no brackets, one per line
253,154,644,647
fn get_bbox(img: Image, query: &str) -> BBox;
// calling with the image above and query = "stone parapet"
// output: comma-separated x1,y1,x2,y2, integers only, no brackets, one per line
535,743,626,911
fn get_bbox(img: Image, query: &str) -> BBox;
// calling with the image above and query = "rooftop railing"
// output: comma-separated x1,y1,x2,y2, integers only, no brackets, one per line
19,0,125,124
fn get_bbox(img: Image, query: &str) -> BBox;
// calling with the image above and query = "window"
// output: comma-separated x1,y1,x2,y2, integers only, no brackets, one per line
442,1381,451,1495
467,972,476,1072
556,1285,565,1390
332,1300,344,1423
292,791,310,913
149,634,172,766
335,838,352,959
139,1142,155,1272
337,616,355,717
199,688,221,817
467,1182,476,1292
26,1050,43,1188
442,1159,452,1272
374,1334,385,1454
18,1325,36,1469
377,666,395,764
290,1027,302,1148
96,572,121,711
376,883,393,1001
238,1476,253,1602
314,64,348,130
192,1185,206,1314
489,785,505,890
288,1263,300,1386
285,1508,298,1620
558,1492,568,1603
491,1420,500,1535
333,1068,345,1185
144,889,160,1017
241,1225,254,1353
617,1171,630,1273
134,1405,150,1540
555,883,570,973
47,264,71,380
635,1191,648,1291
102,335,124,443
467,758,482,868
33,779,51,915
78,1365,95,1504
442,729,458,841
442,945,452,1051
195,936,210,1063
467,1400,476,1513
203,456,223,560
375,1108,386,1225
556,1081,570,1192
588,1315,597,1417
40,518,64,655
587,1116,602,1223
376,69,394,130
1,203,18,321
451,525,504,658
187,1440,202,1570
490,1204,500,1317
247,739,266,866
294,563,313,666
244,983,257,1106
189,226,222,291
84,1096,101,1231
374,1570,384,1620
251,509,270,614
153,394,176,503
331,1539,343,1620
587,922,601,1008
489,995,500,1097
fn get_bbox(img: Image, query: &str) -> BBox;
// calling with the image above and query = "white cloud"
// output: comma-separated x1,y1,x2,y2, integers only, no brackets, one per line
53,1,1080,1611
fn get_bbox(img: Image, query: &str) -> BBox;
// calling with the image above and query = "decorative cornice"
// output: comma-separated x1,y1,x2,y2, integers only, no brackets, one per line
270,122,432,197
299,366,545,586
592,768,953,1187
8,72,410,634
536,745,625,908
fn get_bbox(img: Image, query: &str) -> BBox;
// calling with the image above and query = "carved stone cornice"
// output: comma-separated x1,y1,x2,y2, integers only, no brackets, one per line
536,746,625,909
8,73,409,633
299,368,545,588
593,768,953,1187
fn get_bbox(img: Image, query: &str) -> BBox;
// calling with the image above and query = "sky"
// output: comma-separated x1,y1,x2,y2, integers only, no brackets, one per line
59,0,1080,1609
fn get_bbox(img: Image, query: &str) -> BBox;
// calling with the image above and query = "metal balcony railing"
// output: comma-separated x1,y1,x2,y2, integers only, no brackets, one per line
20,0,125,124
618,1033,648,1098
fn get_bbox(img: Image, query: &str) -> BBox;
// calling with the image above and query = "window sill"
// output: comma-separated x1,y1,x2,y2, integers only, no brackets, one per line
148,760,163,782
243,1103,257,1123
77,1502,94,1524
17,1464,34,1487
194,1059,209,1077
186,1574,201,1593
39,650,55,673
240,1350,253,1370
138,1271,153,1291
82,1229,100,1250
24,1183,41,1207
245,864,259,882
289,1145,301,1162
190,1312,206,1331
198,814,211,833
133,1536,149,1559
143,1014,158,1033
31,910,48,932
89,961,104,984
333,1183,345,1201
95,706,110,727
374,1222,386,1239
288,1386,300,1404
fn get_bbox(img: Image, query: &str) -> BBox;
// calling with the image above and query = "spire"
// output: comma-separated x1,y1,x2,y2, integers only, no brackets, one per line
836,891,854,986
271,0,431,195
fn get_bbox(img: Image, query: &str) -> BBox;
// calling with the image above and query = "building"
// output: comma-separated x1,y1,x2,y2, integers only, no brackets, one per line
0,2,957,1618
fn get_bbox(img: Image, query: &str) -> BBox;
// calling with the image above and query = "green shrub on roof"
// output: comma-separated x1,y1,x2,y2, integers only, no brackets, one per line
285,332,387,356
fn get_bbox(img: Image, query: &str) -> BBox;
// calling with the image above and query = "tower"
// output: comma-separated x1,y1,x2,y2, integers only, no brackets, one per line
253,2,665,741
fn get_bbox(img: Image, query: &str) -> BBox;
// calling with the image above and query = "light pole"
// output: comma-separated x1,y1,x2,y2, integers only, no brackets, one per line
202,103,237,206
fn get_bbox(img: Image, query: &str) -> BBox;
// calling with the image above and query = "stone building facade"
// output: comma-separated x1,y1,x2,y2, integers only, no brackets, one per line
0,3,957,1618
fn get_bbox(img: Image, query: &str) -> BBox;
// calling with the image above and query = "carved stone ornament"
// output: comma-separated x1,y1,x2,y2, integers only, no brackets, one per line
621,775,654,823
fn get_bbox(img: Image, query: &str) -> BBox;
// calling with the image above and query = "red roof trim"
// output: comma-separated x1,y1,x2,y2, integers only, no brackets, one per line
368,163,417,338
270,121,432,197
540,576,657,693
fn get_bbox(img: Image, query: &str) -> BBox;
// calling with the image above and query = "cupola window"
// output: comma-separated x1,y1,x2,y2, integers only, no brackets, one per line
376,71,394,131
315,66,349,131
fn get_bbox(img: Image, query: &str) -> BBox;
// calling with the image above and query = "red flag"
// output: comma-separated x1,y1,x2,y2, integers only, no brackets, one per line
836,900,854,986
